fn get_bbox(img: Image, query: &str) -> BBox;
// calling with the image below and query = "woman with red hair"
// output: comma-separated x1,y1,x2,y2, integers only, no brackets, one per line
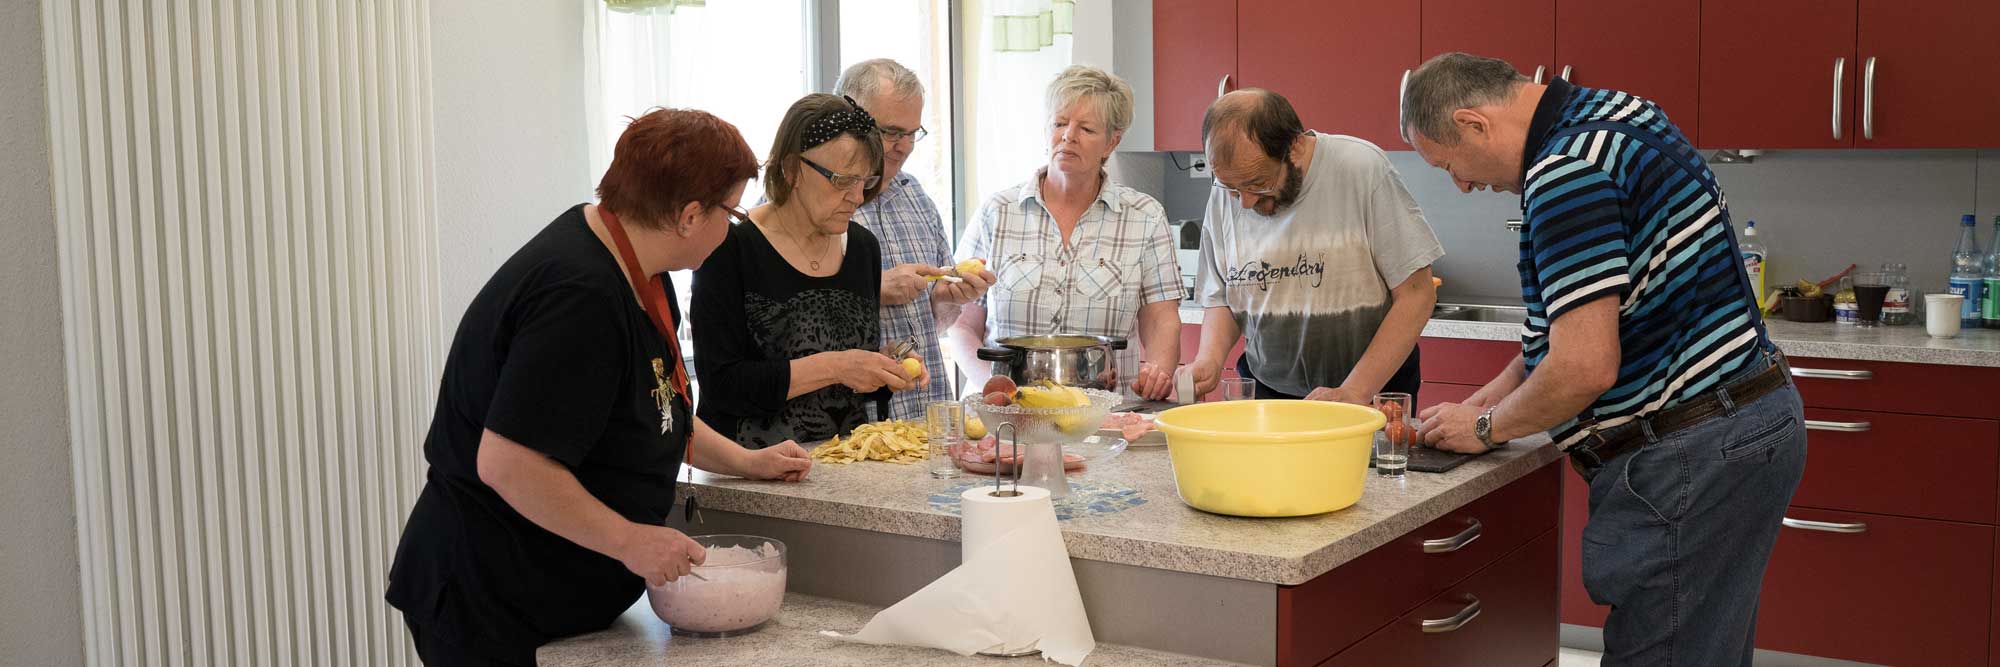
386,108,813,666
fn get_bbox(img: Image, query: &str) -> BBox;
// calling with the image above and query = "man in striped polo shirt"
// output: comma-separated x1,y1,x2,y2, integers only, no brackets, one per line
1404,52,1806,665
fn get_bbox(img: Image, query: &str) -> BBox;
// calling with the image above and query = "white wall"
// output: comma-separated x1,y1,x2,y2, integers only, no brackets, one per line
428,0,596,330
0,1,82,664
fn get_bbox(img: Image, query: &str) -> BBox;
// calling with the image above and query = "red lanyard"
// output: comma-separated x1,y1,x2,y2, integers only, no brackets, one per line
598,207,692,410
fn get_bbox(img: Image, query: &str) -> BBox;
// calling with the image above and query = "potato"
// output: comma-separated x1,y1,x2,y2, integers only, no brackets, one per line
900,357,924,379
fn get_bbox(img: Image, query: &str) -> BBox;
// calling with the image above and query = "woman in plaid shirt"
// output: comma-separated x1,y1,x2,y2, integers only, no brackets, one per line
946,65,1181,400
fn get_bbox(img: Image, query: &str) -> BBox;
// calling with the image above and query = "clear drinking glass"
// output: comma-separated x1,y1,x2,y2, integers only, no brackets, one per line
1220,377,1256,401
1372,392,1414,476
925,401,965,479
1852,272,1890,327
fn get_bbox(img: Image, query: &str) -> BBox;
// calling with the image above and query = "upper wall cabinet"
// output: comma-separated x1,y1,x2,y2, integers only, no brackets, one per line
1153,0,1417,152
1153,0,1236,152
1699,0,1860,149
1420,0,1555,85
1851,0,2000,148
1554,0,1700,144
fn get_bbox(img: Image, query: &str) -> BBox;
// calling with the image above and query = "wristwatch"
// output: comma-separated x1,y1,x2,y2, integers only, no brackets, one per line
1474,407,1497,448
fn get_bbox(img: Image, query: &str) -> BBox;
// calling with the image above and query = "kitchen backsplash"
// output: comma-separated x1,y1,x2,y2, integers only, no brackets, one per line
1109,149,2000,301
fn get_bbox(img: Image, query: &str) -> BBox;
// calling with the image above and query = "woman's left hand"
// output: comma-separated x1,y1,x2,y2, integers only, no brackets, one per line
747,441,813,482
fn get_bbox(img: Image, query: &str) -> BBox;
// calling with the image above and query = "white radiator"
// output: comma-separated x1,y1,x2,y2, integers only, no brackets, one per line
41,0,441,665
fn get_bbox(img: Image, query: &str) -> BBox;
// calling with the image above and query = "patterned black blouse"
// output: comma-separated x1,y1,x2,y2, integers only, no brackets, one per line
690,219,884,448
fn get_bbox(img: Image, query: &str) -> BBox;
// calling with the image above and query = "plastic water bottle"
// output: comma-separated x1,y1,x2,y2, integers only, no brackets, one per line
1950,214,1986,328
1985,216,2000,329
1740,221,1768,306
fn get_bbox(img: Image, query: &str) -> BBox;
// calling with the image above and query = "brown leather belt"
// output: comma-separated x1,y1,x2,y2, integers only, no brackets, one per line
1566,351,1792,476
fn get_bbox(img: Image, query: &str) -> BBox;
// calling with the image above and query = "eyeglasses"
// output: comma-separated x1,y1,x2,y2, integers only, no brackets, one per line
800,156,881,191
719,205,753,224
1211,179,1279,197
879,125,929,144
1211,158,1290,198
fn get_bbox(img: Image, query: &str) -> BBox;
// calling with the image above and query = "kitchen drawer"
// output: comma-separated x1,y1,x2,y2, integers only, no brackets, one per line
1787,356,2000,419
1757,507,1993,666
1277,462,1560,666
1322,529,1560,667
1418,337,1518,386
1789,408,1999,524
1416,382,1477,413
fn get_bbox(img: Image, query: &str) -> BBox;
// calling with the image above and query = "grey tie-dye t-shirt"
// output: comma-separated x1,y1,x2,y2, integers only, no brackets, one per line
1197,133,1444,397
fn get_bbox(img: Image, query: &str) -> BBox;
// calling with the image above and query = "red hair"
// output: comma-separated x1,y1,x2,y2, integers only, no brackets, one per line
596,108,759,229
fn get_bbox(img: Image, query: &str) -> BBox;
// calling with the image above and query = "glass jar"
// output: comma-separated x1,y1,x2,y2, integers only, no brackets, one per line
1833,275,1859,325
1880,262,1915,325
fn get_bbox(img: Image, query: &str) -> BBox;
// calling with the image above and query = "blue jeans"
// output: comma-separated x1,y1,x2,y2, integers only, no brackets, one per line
1578,378,1808,666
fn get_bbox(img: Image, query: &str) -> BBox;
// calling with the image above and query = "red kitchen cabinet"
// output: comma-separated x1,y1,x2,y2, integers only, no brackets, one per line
1324,529,1560,667
1788,408,2000,525
1420,0,1555,85
1787,356,2000,420
1417,337,1517,386
1152,0,1236,151
1854,0,2000,148
1558,470,1608,627
1416,382,1476,413
1698,0,1859,149
1758,508,1993,666
1553,0,1701,143
1237,0,1418,148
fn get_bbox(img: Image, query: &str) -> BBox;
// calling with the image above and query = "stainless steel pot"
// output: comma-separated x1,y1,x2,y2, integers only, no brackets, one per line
976,335,1128,391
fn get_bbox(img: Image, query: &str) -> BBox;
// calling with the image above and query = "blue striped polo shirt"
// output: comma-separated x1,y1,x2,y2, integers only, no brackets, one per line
1517,79,1768,447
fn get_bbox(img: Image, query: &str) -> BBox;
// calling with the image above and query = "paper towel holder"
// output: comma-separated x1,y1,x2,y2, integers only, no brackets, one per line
988,422,1025,498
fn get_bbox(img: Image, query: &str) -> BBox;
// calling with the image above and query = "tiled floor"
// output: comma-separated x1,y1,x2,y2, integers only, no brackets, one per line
1559,647,1604,666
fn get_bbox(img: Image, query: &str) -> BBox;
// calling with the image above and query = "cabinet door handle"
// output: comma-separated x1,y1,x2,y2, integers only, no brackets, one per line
1422,518,1483,554
1398,69,1413,144
1559,64,1572,81
1421,596,1482,633
1804,419,1872,433
1832,57,1846,141
1783,517,1868,534
1790,367,1871,380
1216,74,1231,98
1861,56,1877,140
1532,65,1546,84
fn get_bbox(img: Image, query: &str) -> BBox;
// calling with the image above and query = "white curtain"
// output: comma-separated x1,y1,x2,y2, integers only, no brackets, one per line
967,0,1074,207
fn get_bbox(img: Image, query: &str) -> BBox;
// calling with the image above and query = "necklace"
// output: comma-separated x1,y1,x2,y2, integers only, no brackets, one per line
777,212,839,271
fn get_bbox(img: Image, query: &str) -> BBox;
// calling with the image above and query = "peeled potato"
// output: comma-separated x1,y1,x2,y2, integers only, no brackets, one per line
964,415,988,439
900,357,924,379
954,258,987,276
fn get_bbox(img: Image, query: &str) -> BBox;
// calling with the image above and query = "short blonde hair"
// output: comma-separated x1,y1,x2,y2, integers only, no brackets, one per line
1045,65,1133,133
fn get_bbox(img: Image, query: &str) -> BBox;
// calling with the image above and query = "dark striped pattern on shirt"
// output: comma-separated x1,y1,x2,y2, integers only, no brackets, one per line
1517,87,1765,447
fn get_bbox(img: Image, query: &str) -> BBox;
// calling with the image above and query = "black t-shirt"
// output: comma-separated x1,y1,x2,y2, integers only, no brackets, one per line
691,220,884,447
386,204,690,657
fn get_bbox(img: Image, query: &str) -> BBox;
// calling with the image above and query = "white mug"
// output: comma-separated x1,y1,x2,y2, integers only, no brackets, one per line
1926,294,1965,338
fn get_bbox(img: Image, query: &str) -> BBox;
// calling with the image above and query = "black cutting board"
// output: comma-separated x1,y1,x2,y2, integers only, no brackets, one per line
1370,445,1485,473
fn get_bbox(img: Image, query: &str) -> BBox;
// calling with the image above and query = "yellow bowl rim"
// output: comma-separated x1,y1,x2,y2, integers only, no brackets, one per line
1152,399,1386,444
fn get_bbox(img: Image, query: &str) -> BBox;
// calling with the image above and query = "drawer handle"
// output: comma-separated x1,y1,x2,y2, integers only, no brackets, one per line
1803,419,1872,433
1790,367,1873,380
1421,596,1482,634
1782,517,1868,534
1422,519,1483,554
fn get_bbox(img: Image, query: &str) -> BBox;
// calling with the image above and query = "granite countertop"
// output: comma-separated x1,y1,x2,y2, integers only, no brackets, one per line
539,593,1247,666
682,434,1561,586
1419,316,2000,367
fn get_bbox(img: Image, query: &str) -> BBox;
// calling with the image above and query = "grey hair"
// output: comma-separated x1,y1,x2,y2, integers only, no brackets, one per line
1401,52,1530,145
833,58,925,105
1045,65,1134,133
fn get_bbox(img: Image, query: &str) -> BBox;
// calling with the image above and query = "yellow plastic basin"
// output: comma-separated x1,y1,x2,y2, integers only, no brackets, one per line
1153,400,1386,517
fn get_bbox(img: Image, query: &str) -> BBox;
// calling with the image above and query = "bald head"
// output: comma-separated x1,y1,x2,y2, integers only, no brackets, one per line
1202,89,1305,165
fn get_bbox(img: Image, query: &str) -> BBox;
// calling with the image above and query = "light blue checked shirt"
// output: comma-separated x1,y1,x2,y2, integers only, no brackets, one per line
855,172,955,421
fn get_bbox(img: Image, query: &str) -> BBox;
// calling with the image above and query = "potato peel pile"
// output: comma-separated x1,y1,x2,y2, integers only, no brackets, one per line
810,420,929,464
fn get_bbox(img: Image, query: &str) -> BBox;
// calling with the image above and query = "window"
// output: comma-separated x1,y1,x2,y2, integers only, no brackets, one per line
836,0,956,229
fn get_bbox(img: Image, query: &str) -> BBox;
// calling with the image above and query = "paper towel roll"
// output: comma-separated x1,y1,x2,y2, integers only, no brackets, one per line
961,484,1052,560
838,484,1097,665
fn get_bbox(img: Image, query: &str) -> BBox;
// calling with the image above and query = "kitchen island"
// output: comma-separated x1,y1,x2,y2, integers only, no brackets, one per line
542,430,1564,666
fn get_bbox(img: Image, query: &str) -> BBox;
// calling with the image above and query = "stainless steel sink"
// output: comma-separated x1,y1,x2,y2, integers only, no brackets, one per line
1431,303,1529,325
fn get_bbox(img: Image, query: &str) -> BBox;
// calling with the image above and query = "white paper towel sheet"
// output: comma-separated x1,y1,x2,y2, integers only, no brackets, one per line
835,485,1097,665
